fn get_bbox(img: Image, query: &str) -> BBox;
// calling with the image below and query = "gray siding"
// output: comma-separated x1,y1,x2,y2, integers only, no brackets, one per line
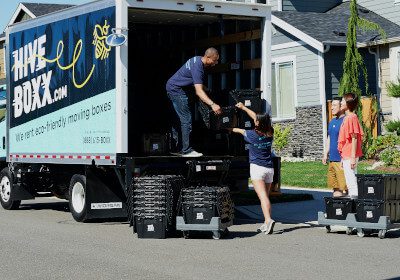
282,0,341,12
269,0,279,10
272,26,300,45
272,44,321,107
325,47,377,100
358,0,400,26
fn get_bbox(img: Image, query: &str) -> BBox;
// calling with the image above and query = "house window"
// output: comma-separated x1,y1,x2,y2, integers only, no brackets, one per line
271,57,296,119
397,51,400,78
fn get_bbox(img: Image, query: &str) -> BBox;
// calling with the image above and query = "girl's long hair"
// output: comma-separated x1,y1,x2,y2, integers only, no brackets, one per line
255,114,274,137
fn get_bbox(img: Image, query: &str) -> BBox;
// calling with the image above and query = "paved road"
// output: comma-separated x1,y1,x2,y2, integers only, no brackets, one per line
1,189,399,280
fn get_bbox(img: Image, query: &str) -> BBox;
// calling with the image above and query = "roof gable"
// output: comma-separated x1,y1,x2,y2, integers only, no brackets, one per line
5,2,74,32
272,2,400,50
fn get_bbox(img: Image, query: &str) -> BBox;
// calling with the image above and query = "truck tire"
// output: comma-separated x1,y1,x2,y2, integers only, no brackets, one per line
0,167,21,210
69,174,88,222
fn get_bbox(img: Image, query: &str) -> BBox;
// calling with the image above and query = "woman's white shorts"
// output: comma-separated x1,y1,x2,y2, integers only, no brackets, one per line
250,163,274,183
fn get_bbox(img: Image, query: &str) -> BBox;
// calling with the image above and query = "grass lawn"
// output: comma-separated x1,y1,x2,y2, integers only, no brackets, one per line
281,161,399,189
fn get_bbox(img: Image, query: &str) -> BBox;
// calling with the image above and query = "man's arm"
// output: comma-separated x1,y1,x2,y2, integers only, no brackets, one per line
322,136,330,165
194,84,222,114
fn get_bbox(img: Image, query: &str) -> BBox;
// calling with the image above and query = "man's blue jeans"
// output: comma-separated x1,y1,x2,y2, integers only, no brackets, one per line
167,93,193,154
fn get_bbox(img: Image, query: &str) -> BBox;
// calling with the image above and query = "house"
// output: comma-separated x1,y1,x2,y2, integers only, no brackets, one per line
356,0,400,123
268,1,400,159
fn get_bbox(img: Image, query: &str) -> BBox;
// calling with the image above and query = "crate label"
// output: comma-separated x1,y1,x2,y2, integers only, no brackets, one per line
222,117,229,123
152,143,159,150
206,165,217,171
91,202,122,210
245,144,250,150
196,213,204,220
368,187,375,194
245,121,252,128
336,208,343,216
231,62,240,70
366,211,373,219
245,100,251,107
196,165,202,172
147,224,155,232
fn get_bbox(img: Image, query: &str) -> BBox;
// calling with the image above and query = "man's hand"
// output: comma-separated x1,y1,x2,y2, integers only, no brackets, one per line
235,102,245,110
211,103,222,115
322,156,328,165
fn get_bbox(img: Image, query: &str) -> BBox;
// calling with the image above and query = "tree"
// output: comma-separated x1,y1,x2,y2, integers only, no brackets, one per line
338,0,386,153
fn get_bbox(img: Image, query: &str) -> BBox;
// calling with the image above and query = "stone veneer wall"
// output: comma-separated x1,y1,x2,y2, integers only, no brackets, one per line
273,105,324,160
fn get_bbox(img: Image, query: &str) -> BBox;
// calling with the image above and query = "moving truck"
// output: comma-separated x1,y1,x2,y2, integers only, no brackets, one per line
1,0,272,222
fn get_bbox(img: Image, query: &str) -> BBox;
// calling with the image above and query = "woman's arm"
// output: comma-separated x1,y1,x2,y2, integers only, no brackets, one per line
236,102,256,121
350,133,357,169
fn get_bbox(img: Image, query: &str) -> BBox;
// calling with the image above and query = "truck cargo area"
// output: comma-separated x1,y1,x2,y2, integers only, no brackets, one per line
127,8,263,157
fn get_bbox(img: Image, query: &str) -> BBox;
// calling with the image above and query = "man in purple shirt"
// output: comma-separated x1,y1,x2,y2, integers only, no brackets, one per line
166,48,222,157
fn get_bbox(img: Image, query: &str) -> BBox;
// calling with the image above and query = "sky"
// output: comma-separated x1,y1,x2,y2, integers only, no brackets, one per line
0,0,90,33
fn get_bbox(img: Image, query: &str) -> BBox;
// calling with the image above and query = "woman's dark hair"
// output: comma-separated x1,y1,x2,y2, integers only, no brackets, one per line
255,114,274,136
343,93,358,112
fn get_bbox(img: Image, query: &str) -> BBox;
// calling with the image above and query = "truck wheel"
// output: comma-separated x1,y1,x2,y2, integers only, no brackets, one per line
0,168,21,210
69,174,88,222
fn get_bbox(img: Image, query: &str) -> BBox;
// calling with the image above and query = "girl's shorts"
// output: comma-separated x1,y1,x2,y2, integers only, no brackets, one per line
250,163,274,183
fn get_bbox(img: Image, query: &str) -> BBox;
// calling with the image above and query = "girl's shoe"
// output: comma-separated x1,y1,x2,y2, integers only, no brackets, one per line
265,219,275,234
257,223,268,233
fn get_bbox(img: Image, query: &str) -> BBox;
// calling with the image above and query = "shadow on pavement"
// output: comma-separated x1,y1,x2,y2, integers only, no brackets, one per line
19,201,70,212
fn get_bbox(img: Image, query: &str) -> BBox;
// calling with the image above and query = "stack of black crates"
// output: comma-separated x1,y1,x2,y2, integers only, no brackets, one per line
181,186,234,225
324,174,400,223
355,174,400,223
127,175,184,239
177,160,235,239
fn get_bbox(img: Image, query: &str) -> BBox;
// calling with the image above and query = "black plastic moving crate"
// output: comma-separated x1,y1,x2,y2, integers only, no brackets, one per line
198,102,237,130
325,197,355,220
229,89,262,110
135,215,168,239
355,199,390,223
127,175,184,238
229,89,262,130
180,185,235,224
203,132,231,155
142,133,169,156
355,199,400,223
357,174,400,200
182,203,218,224
186,160,230,184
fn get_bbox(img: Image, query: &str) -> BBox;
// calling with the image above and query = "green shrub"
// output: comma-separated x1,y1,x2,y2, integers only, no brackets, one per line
273,124,292,153
386,78,400,98
380,148,400,167
385,120,400,136
366,134,400,159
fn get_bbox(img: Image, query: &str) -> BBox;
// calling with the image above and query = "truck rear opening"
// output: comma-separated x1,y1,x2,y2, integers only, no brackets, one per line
126,8,265,157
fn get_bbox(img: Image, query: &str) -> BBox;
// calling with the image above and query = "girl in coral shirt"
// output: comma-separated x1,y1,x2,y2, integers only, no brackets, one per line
338,93,363,198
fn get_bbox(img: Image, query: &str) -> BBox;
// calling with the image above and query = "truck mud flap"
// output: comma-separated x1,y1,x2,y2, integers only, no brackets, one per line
85,166,127,220
10,184,35,200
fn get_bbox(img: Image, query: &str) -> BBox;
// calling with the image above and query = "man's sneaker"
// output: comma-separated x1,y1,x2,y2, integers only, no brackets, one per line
265,219,275,234
182,150,203,157
257,223,268,233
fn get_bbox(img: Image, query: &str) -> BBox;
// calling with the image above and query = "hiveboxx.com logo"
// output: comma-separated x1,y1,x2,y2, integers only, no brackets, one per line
11,20,112,119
